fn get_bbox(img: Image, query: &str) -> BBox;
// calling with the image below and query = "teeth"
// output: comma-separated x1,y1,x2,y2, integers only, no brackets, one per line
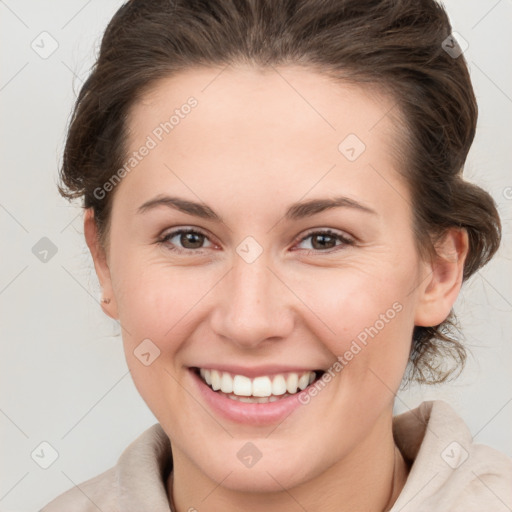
199,368,213,385
227,393,292,403
252,376,272,397
198,369,318,398
272,375,287,395
220,372,233,393
211,370,221,391
233,375,252,396
286,373,298,394
298,373,310,390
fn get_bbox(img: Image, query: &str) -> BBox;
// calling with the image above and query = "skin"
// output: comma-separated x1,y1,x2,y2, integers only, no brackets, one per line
85,65,468,512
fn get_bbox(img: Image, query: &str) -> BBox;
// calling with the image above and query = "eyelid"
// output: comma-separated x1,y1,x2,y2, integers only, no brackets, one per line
160,225,210,238
292,227,355,247
157,226,218,253
287,231,355,260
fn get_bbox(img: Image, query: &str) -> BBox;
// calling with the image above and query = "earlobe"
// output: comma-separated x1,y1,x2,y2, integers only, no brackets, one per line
414,228,469,327
84,208,119,320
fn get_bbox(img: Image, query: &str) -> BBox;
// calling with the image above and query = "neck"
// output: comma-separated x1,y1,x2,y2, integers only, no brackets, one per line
167,411,409,512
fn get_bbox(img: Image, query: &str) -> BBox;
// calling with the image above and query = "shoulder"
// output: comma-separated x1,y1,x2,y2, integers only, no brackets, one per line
392,400,512,512
40,466,118,512
40,423,173,512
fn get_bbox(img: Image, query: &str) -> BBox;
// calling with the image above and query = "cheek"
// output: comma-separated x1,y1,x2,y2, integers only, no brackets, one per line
299,261,415,339
110,255,208,426
290,257,418,394
111,250,216,344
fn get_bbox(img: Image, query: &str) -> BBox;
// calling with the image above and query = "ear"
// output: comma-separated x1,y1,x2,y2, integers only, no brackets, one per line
414,228,469,327
84,208,119,320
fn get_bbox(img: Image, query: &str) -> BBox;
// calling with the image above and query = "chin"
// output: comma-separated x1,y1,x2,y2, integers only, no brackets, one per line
194,443,322,494
216,466,312,494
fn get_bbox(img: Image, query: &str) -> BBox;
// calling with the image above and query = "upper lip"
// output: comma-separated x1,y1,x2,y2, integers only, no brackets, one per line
190,364,324,378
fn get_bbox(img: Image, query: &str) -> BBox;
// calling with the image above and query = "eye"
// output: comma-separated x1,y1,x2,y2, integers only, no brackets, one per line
157,227,354,255
294,229,354,252
157,228,214,253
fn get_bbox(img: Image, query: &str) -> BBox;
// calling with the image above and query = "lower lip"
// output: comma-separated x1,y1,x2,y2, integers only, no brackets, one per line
189,369,307,426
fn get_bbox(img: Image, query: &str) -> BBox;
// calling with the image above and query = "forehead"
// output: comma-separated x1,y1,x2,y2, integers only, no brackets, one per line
130,64,399,149
119,65,407,214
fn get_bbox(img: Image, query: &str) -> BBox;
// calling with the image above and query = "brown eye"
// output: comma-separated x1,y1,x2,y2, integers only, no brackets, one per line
295,229,354,252
180,231,205,249
310,233,337,250
158,228,213,253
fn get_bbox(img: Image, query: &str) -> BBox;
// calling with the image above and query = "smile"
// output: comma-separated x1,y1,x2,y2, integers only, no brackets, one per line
194,367,324,404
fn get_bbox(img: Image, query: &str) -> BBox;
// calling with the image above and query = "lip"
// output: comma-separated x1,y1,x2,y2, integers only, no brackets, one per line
188,367,312,426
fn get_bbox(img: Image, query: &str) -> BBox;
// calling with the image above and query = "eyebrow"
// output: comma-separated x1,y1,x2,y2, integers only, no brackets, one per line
136,194,377,221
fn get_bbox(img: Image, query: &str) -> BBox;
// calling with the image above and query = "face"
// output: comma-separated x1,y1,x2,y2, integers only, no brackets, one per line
87,65,458,493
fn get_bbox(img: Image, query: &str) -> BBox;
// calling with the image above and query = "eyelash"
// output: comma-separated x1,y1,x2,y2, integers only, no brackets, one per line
156,227,355,255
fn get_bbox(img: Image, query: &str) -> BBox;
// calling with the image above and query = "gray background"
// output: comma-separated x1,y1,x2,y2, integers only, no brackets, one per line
0,1,511,510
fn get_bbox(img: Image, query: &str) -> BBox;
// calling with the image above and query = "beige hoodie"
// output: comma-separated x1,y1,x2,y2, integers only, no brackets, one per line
40,400,512,511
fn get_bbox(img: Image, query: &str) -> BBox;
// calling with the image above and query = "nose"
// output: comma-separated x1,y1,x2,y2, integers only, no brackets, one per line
209,252,295,350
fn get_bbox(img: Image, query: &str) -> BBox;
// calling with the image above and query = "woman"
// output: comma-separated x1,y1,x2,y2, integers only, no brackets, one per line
42,0,512,510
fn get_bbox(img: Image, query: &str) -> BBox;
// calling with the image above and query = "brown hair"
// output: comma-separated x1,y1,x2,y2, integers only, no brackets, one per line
58,0,501,384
